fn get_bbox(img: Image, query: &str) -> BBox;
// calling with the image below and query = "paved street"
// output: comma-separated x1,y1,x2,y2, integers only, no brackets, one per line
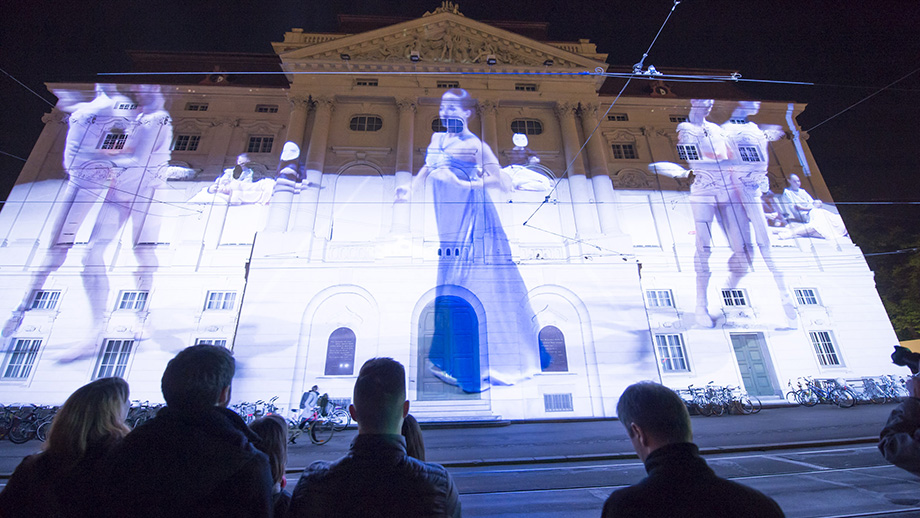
2,403,918,516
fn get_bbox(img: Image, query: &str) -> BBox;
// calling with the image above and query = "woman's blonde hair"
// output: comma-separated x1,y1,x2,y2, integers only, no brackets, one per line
250,414,288,485
43,377,131,463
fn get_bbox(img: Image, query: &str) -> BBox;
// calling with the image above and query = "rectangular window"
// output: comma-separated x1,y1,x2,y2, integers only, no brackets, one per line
607,113,628,121
117,291,149,311
646,289,674,308
94,339,134,379
255,104,279,113
185,102,209,112
543,393,574,412
2,339,42,379
195,338,228,348
514,83,537,92
655,334,689,372
247,135,274,153
729,118,747,124
355,78,378,87
738,146,763,162
610,143,637,160
794,288,820,306
205,291,237,311
30,290,61,310
669,115,688,123
676,144,700,161
810,331,842,366
116,103,137,110
436,81,460,89
100,133,128,150
172,134,201,152
722,289,747,307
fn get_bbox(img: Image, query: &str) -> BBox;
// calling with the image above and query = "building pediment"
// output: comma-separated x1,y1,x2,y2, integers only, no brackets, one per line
276,11,605,71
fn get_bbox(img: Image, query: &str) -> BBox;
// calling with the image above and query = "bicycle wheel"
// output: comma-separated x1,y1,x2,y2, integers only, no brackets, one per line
0,416,11,440
798,390,819,407
749,395,762,414
309,419,335,445
330,408,350,432
785,391,800,405
36,419,52,442
8,421,36,444
834,389,856,408
737,397,755,415
695,402,714,417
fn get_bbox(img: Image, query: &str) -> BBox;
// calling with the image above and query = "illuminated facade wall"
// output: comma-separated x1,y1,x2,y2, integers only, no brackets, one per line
0,10,900,419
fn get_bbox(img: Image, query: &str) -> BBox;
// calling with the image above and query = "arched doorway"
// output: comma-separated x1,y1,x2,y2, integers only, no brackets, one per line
417,296,480,401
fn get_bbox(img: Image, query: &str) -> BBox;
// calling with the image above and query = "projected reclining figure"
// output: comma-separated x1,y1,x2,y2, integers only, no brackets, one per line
1,85,171,359
396,89,549,392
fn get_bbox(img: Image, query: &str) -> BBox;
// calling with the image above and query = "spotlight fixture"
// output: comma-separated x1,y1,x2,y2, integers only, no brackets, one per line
410,50,421,62
543,59,554,67
486,54,497,66
340,53,351,61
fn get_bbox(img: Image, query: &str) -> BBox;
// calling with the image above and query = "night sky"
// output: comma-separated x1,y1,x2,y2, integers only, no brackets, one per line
2,0,919,212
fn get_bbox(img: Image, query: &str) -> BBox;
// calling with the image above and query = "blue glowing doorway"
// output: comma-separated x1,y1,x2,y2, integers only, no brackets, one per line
418,296,480,400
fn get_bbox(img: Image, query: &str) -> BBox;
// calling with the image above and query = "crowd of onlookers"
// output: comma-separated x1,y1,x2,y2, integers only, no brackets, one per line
2,342,918,517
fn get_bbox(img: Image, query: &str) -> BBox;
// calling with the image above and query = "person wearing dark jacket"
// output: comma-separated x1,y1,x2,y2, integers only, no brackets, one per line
289,358,460,518
602,382,784,518
104,344,272,518
0,377,131,518
879,375,920,475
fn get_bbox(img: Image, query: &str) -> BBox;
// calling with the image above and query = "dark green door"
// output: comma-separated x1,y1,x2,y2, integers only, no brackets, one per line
730,333,776,397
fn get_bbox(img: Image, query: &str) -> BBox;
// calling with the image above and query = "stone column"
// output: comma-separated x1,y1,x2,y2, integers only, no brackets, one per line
554,101,600,237
284,96,311,152
391,98,416,234
478,99,499,153
290,97,334,233
579,103,622,235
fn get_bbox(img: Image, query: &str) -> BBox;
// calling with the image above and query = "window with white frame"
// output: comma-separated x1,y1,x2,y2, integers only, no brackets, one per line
354,78,378,87
510,119,543,135
431,118,448,133
246,135,274,153
2,339,42,379
738,146,763,162
185,102,209,112
100,133,128,150
255,104,279,113
195,338,228,348
669,115,688,123
655,334,689,372
809,331,842,366
30,290,61,310
349,115,383,132
117,291,148,311
607,113,628,121
94,339,134,379
514,83,537,92
610,143,637,160
722,289,747,306
115,103,137,110
172,134,200,152
436,81,460,89
794,288,820,306
646,289,674,308
676,144,700,161
205,291,237,311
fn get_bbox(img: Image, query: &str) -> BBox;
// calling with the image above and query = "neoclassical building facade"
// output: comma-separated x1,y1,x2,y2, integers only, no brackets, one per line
0,7,899,419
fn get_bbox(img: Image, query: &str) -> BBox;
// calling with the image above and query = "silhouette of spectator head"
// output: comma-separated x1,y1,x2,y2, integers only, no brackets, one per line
351,357,408,434
616,381,692,461
401,413,426,461
250,414,288,486
45,377,131,462
161,344,235,411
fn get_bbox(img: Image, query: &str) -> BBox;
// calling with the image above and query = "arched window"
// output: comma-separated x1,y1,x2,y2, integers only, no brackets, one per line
431,118,448,133
539,325,568,372
324,327,356,375
349,115,383,132
510,119,543,135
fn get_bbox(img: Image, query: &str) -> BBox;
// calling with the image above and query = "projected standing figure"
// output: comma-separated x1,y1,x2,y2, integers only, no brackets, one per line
397,89,549,392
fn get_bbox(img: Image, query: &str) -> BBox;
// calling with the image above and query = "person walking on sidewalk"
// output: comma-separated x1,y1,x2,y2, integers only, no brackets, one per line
603,381,784,518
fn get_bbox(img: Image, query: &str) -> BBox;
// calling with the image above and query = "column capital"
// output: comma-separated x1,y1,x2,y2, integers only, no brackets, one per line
579,103,600,121
477,99,499,116
312,96,335,113
553,101,578,119
395,97,417,113
288,95,312,111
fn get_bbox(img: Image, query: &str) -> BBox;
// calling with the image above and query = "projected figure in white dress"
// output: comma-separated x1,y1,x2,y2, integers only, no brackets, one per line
396,89,550,392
